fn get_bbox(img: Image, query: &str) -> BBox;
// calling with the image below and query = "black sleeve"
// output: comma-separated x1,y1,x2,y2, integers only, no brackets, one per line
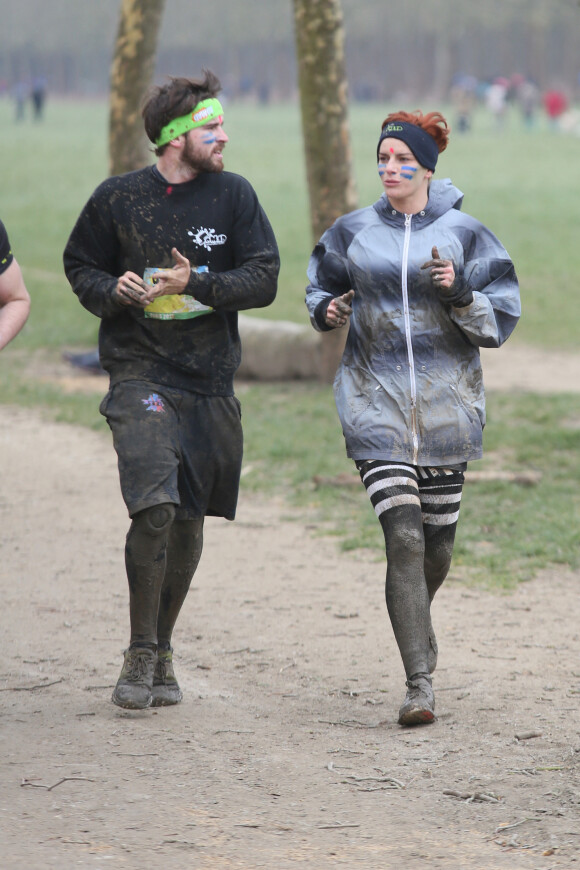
186,180,279,311
0,219,14,276
63,184,126,320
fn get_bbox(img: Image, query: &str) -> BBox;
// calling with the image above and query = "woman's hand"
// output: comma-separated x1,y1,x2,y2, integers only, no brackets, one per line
420,245,456,290
421,246,473,307
325,289,354,328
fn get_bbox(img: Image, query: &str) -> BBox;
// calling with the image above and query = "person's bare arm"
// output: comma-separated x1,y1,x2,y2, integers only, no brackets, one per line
0,258,31,350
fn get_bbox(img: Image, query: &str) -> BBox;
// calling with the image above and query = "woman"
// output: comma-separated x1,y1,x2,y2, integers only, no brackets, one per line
305,110,520,726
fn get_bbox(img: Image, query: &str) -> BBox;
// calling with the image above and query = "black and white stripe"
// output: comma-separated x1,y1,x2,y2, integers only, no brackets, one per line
357,460,464,526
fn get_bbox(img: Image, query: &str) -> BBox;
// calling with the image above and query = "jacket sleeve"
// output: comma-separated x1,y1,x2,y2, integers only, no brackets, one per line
63,183,126,320
305,221,353,332
449,221,520,348
186,181,279,312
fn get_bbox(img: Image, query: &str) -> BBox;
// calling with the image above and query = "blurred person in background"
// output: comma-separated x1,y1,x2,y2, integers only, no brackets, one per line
543,87,569,131
514,76,540,130
305,109,520,727
64,70,279,711
31,76,48,121
485,77,509,129
449,74,477,133
12,80,29,122
0,219,31,350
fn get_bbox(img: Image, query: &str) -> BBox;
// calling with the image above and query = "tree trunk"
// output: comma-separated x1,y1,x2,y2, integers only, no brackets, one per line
292,0,358,383
430,30,453,101
109,0,166,176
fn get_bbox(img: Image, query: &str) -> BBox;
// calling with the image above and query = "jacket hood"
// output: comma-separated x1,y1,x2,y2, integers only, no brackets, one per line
425,177,464,216
375,178,464,226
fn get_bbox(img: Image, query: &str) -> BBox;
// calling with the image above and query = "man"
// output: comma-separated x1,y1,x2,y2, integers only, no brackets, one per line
0,219,31,350
64,70,279,710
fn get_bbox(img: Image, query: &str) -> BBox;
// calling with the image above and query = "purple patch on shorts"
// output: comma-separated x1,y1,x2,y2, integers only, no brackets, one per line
142,393,166,413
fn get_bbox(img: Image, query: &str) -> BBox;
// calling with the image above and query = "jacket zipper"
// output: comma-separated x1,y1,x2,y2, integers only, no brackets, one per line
401,213,419,464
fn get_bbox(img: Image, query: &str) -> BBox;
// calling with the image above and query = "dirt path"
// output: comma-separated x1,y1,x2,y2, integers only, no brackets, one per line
1,346,580,868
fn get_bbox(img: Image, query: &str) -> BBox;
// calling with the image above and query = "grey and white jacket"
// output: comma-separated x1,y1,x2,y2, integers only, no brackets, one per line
305,179,520,466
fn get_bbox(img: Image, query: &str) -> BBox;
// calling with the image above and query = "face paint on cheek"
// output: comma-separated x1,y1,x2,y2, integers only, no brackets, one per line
201,133,217,144
401,165,418,180
378,162,386,177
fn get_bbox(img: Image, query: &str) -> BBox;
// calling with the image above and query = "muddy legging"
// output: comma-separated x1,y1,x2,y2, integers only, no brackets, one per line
124,503,204,648
357,460,465,679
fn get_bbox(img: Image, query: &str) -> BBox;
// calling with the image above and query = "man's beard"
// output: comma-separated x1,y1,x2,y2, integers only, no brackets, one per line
182,136,224,174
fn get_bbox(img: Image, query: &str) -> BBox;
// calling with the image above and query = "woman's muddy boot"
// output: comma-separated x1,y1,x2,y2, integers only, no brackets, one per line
398,673,435,726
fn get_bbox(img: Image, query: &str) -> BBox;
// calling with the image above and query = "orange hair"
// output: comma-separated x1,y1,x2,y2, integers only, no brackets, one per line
380,110,450,154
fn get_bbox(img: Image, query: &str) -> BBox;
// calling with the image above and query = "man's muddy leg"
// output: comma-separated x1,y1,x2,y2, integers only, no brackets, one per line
112,502,175,709
156,516,204,648
150,516,204,706
125,503,176,647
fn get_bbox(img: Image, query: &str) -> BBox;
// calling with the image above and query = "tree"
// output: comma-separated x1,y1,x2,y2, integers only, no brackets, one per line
109,0,167,176
293,0,357,382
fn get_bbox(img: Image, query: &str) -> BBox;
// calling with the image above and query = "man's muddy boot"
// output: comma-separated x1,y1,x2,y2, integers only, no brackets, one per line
398,673,435,726
111,646,156,709
151,646,183,707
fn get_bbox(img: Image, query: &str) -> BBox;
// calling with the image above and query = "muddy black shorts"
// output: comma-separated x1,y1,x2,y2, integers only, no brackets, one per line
99,380,243,520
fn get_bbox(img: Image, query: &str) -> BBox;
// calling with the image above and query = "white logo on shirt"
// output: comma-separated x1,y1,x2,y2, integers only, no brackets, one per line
188,226,227,251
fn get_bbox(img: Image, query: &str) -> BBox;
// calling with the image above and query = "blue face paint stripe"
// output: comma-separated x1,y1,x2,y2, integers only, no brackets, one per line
378,161,417,179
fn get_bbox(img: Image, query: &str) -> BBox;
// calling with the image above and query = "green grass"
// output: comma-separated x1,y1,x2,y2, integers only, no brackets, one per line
1,97,579,587
448,393,580,587
237,384,580,589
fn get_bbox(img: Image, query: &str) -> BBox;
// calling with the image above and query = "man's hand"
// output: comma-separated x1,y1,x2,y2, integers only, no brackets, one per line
143,248,191,301
325,289,354,329
115,249,192,308
114,271,148,308
420,245,473,307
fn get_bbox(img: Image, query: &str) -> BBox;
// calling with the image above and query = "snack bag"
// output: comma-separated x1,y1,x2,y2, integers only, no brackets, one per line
143,266,213,320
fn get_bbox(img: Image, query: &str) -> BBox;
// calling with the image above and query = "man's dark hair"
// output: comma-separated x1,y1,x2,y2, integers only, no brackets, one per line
142,69,222,155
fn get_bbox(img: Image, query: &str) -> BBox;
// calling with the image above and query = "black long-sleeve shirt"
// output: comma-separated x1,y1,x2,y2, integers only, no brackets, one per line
64,166,279,395
0,219,14,275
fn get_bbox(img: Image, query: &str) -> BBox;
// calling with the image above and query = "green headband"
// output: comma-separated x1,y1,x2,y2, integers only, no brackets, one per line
155,98,224,148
